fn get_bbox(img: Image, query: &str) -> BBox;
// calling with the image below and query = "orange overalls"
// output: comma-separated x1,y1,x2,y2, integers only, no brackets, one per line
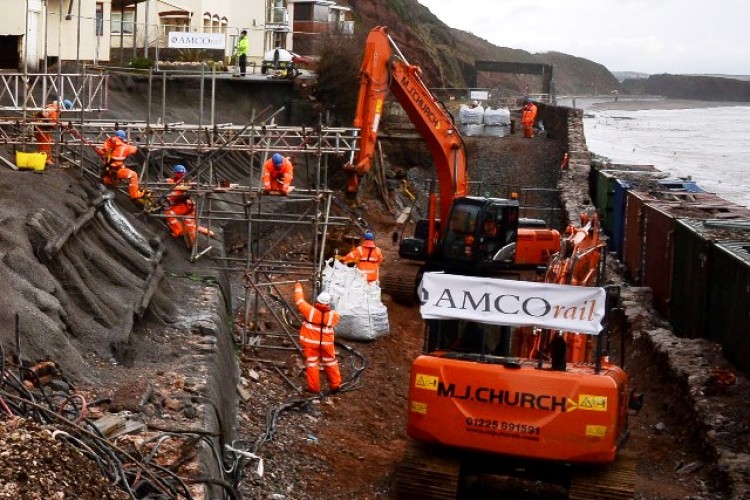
35,103,60,164
262,157,294,194
164,177,198,246
343,240,384,284
294,283,342,393
521,102,538,139
99,137,144,200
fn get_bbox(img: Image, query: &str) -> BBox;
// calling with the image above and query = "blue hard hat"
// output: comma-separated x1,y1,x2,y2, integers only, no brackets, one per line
525,97,532,104
364,231,374,240
272,153,284,166
62,99,73,110
172,164,187,174
115,130,126,140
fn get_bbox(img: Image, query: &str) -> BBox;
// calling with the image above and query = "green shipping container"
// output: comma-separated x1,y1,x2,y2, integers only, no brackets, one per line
709,241,750,372
594,169,663,236
671,219,713,339
671,219,750,340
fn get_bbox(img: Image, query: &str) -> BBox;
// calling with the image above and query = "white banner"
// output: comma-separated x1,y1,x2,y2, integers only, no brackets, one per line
419,273,606,335
167,32,226,49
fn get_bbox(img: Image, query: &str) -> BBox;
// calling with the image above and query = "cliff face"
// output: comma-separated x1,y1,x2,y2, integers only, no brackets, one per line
341,0,622,95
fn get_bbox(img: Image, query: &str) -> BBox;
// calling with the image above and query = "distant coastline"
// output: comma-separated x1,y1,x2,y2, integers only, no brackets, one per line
589,98,749,111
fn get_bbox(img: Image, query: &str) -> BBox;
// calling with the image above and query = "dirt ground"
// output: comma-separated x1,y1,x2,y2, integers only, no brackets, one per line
233,134,724,500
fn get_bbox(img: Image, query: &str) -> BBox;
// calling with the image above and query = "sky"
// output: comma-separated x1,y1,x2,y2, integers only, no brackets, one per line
417,0,749,75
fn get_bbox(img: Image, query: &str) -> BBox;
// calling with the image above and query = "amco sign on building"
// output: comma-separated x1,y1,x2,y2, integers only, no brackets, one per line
168,33,226,49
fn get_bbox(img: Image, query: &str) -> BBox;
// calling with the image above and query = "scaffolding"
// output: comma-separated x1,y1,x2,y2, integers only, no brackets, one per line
0,71,370,354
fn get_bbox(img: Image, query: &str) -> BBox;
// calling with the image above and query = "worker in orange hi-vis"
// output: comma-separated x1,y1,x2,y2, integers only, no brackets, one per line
262,153,294,195
521,97,538,139
35,99,72,165
342,231,384,284
162,164,214,247
98,130,149,202
163,164,198,247
294,282,342,394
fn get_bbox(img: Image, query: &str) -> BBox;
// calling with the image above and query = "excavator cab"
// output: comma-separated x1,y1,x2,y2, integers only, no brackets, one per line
440,197,520,272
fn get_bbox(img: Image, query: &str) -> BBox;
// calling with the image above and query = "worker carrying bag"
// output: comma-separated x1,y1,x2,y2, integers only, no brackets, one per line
321,259,389,341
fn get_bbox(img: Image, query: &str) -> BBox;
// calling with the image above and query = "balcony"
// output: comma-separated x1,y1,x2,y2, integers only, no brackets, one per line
266,7,290,32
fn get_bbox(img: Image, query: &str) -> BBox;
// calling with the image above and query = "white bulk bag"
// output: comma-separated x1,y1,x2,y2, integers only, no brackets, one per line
321,260,389,341
483,107,511,126
458,104,485,125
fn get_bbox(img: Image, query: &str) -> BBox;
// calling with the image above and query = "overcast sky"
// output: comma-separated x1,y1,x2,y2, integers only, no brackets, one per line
417,0,749,75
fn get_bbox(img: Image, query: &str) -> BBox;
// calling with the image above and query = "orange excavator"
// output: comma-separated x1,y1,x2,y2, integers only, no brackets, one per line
347,27,637,498
345,26,560,301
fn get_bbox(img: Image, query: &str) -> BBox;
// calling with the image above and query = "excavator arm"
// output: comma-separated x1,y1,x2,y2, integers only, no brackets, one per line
347,26,467,230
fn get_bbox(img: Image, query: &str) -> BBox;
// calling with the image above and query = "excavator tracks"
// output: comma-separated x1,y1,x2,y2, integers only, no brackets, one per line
568,451,637,500
395,442,461,499
381,270,420,306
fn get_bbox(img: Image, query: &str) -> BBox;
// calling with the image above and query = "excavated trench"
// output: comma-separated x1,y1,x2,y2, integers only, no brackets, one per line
1,72,747,499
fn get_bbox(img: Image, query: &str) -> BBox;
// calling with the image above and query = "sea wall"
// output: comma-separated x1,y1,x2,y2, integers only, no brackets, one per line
541,103,593,224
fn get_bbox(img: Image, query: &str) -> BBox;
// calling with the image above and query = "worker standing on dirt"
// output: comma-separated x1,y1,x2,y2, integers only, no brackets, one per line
233,30,249,77
294,282,342,394
521,97,538,139
35,98,72,165
342,231,384,284
262,153,294,195
99,130,149,202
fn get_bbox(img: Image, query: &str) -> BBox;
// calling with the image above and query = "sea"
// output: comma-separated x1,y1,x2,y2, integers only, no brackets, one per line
556,97,750,209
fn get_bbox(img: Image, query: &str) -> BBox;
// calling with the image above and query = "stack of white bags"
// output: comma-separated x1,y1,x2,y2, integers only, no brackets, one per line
458,103,511,137
458,103,485,136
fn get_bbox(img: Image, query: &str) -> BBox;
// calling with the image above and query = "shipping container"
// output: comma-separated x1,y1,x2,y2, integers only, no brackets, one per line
709,241,750,372
621,189,716,285
611,179,630,258
671,218,750,340
623,190,649,284
588,163,657,213
594,169,665,236
643,200,750,318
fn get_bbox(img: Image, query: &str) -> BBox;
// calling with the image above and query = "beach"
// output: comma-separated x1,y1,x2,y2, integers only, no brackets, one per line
589,98,748,111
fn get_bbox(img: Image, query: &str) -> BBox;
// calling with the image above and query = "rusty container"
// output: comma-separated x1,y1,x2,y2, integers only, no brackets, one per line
622,190,650,284
671,218,750,340
641,197,750,318
709,240,750,372
622,190,729,285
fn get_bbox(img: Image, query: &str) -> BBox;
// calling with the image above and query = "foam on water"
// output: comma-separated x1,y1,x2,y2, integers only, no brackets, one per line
581,105,750,208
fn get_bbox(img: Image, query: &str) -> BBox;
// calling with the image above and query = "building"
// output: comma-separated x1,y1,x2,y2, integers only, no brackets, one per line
289,0,352,54
0,0,112,71
0,0,352,71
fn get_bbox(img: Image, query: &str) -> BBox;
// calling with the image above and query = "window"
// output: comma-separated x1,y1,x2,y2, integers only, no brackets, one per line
95,3,104,36
111,10,134,35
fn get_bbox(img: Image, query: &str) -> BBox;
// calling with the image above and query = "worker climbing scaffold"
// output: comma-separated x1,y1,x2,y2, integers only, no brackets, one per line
98,130,151,204
161,164,213,248
35,98,72,165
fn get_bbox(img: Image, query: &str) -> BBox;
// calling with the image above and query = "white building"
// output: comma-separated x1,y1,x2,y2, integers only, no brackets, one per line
0,0,111,71
0,0,350,71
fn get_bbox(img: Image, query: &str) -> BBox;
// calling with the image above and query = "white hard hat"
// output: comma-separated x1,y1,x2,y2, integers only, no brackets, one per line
316,292,331,305
471,100,479,106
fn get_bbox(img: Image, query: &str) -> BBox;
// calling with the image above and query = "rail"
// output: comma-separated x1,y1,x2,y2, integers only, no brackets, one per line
0,73,109,112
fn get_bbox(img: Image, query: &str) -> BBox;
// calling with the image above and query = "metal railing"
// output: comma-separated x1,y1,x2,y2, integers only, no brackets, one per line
0,73,109,112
